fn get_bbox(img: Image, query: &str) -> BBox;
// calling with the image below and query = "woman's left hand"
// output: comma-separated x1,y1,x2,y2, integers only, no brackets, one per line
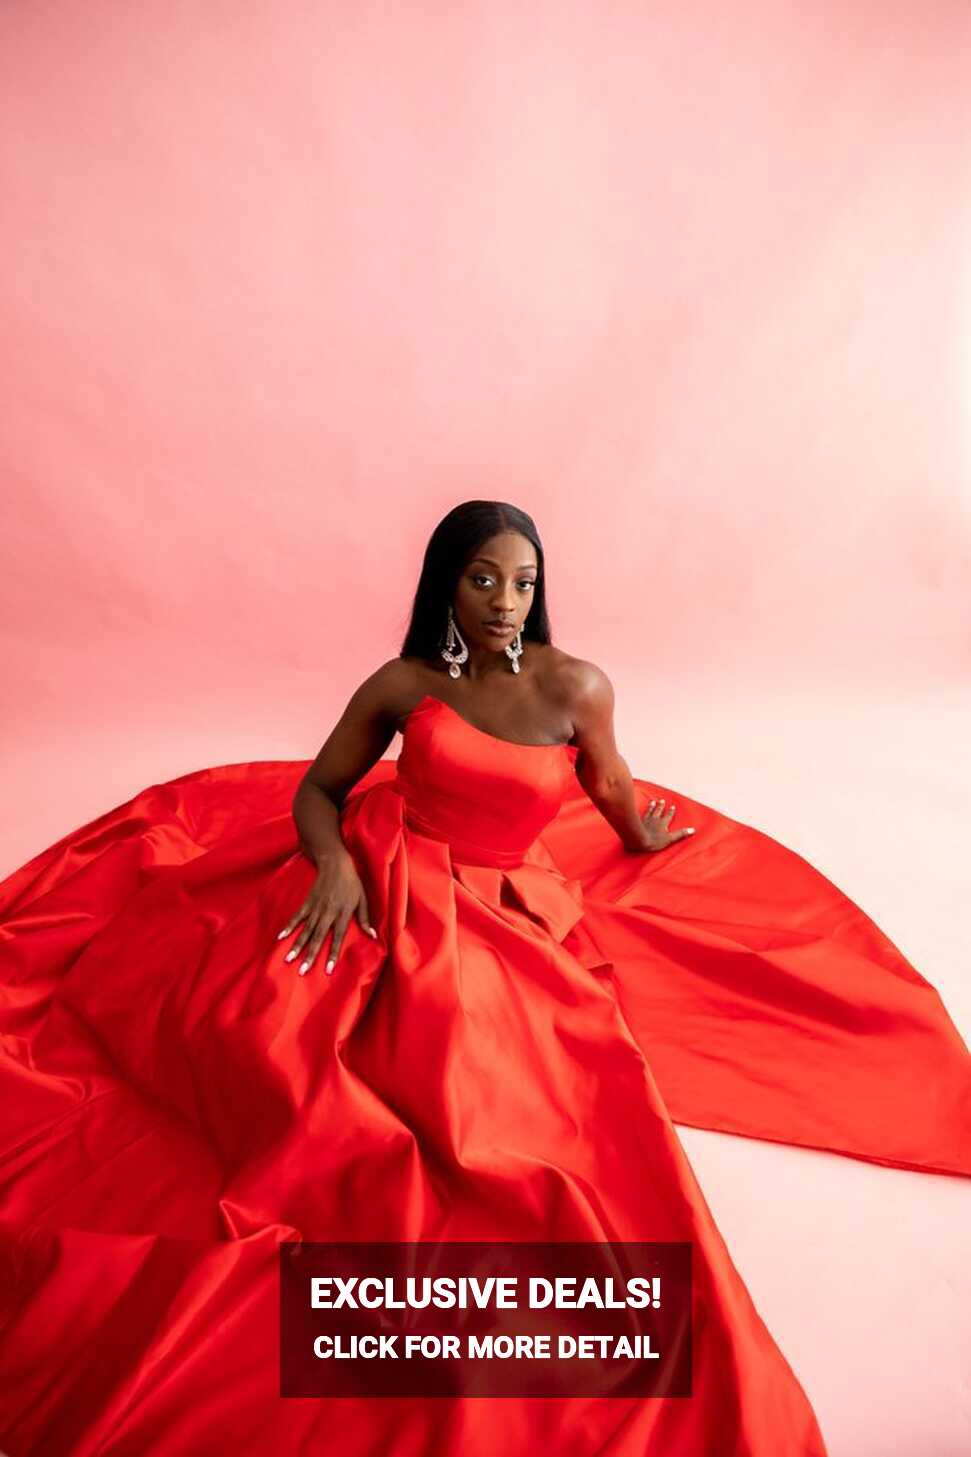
640,797,696,852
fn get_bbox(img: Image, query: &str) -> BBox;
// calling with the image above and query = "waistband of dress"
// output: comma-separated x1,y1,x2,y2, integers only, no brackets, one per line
402,805,528,869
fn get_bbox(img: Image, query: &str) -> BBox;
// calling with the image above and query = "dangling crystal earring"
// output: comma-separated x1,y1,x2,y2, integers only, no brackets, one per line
505,628,524,673
441,604,469,678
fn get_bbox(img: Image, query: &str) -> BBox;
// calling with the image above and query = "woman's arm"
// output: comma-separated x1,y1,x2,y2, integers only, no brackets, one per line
280,661,404,974
567,663,695,854
292,661,403,866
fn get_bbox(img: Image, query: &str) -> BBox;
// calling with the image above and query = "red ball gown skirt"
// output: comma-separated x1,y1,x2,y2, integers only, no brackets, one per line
1,693,969,1454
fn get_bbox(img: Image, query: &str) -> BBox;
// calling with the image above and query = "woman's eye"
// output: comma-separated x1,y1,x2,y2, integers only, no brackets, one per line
470,575,535,589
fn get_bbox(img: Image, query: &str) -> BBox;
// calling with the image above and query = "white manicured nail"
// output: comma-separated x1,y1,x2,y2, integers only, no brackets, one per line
299,961,310,975
326,959,335,973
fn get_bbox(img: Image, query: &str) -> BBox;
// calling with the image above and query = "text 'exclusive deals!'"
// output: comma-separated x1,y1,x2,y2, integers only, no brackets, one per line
279,1241,692,1398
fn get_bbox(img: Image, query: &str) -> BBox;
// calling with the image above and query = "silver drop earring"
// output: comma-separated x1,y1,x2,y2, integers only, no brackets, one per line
441,605,469,678
505,628,524,673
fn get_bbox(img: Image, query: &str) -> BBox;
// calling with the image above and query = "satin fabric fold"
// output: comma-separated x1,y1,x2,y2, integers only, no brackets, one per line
0,692,968,1455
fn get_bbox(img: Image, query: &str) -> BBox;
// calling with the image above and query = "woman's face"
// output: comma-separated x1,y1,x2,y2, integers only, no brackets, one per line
452,531,539,653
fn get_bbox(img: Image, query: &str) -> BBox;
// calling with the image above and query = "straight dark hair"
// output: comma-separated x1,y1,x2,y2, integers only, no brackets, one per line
399,501,553,662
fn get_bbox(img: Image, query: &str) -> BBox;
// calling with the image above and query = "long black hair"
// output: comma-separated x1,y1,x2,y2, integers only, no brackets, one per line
399,501,553,662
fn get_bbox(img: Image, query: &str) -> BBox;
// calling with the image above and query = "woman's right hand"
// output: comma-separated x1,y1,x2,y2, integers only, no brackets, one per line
276,849,378,976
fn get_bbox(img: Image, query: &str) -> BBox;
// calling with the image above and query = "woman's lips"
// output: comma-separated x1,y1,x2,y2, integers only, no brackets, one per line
483,622,514,634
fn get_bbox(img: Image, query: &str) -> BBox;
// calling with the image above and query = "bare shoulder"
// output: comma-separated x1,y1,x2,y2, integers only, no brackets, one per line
541,647,614,722
369,656,423,701
342,657,427,723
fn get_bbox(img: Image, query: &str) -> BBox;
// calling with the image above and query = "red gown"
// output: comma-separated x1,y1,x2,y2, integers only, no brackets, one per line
1,691,969,1455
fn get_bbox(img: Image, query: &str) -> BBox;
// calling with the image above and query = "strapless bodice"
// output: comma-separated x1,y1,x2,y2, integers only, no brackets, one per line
394,693,574,868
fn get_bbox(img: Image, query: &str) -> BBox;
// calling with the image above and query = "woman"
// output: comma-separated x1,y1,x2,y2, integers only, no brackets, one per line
0,500,968,1456
278,502,693,979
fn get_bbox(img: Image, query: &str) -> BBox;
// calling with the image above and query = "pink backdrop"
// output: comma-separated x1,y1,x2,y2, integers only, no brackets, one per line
2,4,969,1454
